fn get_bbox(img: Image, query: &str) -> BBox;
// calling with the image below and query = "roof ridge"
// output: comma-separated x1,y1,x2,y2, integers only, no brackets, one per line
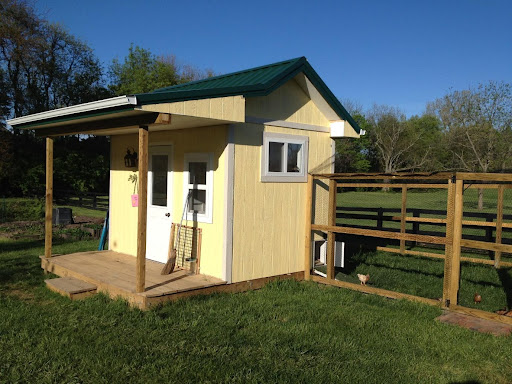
150,56,306,94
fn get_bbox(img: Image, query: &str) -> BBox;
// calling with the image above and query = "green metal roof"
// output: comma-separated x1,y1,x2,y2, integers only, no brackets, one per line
12,57,361,133
135,57,361,133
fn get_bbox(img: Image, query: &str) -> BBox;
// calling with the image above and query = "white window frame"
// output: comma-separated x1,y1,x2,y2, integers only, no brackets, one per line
261,132,309,183
183,153,214,223
147,145,173,213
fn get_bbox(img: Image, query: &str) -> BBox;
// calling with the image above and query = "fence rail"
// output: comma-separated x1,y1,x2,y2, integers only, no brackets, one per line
54,190,108,211
305,172,512,326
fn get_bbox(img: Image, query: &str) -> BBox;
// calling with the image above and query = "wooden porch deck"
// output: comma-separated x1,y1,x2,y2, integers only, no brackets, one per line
41,251,226,309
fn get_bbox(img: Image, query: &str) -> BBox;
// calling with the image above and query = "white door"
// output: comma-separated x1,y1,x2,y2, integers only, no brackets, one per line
146,145,173,263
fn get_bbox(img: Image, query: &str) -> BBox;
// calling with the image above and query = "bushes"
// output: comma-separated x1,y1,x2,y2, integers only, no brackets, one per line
0,198,45,222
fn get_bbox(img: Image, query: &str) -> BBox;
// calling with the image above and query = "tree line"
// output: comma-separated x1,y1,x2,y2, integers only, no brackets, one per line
336,81,512,176
1,0,511,200
0,0,213,197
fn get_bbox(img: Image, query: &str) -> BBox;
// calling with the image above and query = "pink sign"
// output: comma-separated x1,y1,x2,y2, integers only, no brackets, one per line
131,194,139,207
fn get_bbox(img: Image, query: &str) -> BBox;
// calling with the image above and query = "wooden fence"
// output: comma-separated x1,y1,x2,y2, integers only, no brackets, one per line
55,190,108,211
304,172,512,325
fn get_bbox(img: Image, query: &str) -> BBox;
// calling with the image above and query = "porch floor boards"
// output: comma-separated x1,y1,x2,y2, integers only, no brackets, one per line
41,250,226,308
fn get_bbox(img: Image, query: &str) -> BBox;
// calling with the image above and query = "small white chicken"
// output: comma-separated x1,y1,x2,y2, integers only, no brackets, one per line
357,273,370,286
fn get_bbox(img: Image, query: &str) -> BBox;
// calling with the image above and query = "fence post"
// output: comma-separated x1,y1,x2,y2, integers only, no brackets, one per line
442,178,455,306
304,174,314,280
445,177,464,306
400,186,408,253
412,209,420,247
377,207,383,229
326,179,337,280
93,194,97,209
495,185,504,268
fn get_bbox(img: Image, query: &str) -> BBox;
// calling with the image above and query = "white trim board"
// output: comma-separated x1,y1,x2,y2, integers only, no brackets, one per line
222,124,236,283
182,152,214,224
245,116,329,133
7,96,138,126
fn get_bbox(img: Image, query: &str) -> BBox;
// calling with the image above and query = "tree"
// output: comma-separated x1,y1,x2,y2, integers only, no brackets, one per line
109,45,214,95
334,112,374,173
428,81,512,208
0,0,110,119
0,0,112,197
366,105,439,174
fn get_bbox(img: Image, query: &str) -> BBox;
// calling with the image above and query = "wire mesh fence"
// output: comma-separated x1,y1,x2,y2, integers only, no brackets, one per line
172,223,202,273
307,172,512,323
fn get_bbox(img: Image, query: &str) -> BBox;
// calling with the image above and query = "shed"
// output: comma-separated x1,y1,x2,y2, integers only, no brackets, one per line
7,57,361,308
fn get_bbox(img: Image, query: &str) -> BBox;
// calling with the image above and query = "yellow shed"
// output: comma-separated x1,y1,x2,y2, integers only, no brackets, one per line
7,57,362,308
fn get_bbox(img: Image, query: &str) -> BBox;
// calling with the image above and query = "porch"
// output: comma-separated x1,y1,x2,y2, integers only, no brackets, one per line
42,250,226,309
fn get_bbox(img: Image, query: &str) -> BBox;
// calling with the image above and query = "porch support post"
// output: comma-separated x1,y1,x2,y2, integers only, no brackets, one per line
136,125,148,293
45,137,53,259
326,179,337,280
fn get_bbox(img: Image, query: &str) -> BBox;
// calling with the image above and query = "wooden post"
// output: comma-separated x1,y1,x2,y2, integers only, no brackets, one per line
326,179,337,280
196,228,202,275
400,186,407,253
136,126,148,293
442,178,455,306
412,209,420,247
304,174,314,280
495,185,504,268
377,207,383,229
45,137,53,259
448,178,464,305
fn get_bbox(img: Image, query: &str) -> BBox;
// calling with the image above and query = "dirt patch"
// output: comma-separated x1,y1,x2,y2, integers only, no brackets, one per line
0,216,104,241
437,310,512,336
5,288,36,301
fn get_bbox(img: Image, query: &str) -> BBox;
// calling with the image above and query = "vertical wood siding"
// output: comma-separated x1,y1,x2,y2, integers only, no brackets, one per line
109,125,228,280
232,78,332,282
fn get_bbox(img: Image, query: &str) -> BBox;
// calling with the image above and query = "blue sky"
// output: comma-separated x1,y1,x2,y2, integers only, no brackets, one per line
35,0,511,116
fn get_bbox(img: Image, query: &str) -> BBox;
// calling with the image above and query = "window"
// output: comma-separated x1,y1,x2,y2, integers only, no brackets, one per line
183,153,213,223
261,132,309,182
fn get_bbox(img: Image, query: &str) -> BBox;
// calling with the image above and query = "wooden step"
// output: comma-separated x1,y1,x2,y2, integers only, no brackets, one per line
45,277,97,300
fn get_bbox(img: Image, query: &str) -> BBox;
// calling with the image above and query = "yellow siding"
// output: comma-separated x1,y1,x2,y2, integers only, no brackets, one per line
140,95,245,122
245,78,331,127
232,123,332,283
109,125,228,280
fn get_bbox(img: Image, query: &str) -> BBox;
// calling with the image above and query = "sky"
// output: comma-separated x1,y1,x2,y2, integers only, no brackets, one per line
34,0,512,117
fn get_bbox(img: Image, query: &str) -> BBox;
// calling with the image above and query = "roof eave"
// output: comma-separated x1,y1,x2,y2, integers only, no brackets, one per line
301,63,361,134
7,95,138,127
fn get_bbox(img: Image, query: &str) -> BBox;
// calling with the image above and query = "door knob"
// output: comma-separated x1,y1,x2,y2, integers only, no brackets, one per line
165,213,170,217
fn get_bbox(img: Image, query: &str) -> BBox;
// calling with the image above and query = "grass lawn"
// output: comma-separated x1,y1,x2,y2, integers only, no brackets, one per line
1,237,511,383
315,249,512,313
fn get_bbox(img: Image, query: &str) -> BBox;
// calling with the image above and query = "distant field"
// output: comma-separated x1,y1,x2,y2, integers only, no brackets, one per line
0,197,107,221
335,188,512,242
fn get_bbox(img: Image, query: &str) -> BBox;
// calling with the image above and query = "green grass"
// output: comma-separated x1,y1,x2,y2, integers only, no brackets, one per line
316,249,512,313
1,237,511,383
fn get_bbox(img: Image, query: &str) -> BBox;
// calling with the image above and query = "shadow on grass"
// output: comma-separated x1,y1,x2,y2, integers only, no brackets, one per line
0,238,44,253
496,267,512,309
0,252,42,285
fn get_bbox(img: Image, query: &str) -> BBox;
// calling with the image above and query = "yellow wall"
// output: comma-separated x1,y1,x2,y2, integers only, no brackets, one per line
245,77,331,127
109,125,228,280
140,95,245,122
232,78,333,283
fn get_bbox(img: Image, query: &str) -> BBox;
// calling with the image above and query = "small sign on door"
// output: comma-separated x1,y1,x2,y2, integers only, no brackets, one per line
131,194,139,207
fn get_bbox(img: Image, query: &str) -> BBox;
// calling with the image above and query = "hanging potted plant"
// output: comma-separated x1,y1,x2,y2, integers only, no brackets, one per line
128,173,138,207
